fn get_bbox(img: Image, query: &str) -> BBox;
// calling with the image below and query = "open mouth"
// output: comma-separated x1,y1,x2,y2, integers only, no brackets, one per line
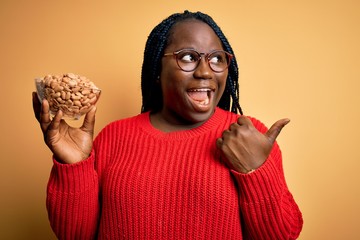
187,88,213,109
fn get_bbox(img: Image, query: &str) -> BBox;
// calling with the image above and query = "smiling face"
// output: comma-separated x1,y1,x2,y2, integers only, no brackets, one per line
157,20,228,128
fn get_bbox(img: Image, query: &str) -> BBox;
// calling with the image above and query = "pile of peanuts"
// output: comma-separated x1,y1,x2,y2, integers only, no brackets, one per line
35,73,101,119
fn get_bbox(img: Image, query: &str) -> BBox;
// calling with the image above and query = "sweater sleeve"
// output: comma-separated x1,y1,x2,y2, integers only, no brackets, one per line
46,151,99,240
231,118,303,240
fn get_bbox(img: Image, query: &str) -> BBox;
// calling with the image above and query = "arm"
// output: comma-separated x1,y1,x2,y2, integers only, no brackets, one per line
232,142,303,239
32,92,100,239
46,154,100,239
217,116,303,239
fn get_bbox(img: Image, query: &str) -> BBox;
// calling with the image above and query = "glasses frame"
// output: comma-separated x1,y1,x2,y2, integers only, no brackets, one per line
163,49,233,73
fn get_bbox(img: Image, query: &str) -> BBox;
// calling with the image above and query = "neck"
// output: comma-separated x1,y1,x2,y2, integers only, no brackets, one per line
150,111,206,133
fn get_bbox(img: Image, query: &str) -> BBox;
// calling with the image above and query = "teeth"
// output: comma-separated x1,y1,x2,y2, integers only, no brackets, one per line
188,88,211,92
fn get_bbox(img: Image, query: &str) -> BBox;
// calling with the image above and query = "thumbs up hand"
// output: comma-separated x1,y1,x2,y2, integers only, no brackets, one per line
216,116,290,173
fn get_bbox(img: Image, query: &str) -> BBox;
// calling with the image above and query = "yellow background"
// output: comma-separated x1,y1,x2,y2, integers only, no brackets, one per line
1,0,359,239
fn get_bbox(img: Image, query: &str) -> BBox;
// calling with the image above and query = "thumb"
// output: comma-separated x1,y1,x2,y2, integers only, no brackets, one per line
81,106,97,133
265,118,290,144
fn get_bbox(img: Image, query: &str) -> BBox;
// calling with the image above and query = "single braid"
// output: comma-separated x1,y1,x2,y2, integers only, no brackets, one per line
141,11,243,115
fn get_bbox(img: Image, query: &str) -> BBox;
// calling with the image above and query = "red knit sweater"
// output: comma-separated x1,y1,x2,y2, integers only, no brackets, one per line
47,108,303,239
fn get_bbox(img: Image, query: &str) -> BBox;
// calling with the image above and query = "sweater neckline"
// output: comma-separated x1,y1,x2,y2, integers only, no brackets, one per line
138,107,226,140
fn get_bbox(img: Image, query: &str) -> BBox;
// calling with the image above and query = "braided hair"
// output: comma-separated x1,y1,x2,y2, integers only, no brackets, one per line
141,10,243,115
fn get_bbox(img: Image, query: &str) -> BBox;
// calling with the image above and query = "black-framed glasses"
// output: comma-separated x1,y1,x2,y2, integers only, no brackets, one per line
163,49,233,73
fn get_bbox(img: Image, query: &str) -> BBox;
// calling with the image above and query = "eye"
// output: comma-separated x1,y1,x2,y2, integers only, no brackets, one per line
178,51,199,63
209,52,226,65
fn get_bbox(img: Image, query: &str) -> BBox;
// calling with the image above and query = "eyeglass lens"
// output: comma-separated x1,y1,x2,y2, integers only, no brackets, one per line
176,50,230,72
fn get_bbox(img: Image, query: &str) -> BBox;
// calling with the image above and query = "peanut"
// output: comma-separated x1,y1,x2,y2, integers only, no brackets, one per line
35,73,101,119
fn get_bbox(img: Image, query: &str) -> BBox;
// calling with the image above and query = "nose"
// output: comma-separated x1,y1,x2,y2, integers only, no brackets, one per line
193,57,212,79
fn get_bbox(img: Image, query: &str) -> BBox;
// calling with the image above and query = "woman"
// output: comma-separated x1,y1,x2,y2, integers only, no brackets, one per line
33,10,303,239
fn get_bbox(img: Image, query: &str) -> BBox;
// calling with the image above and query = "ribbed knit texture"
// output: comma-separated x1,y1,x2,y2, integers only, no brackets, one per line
46,108,303,239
